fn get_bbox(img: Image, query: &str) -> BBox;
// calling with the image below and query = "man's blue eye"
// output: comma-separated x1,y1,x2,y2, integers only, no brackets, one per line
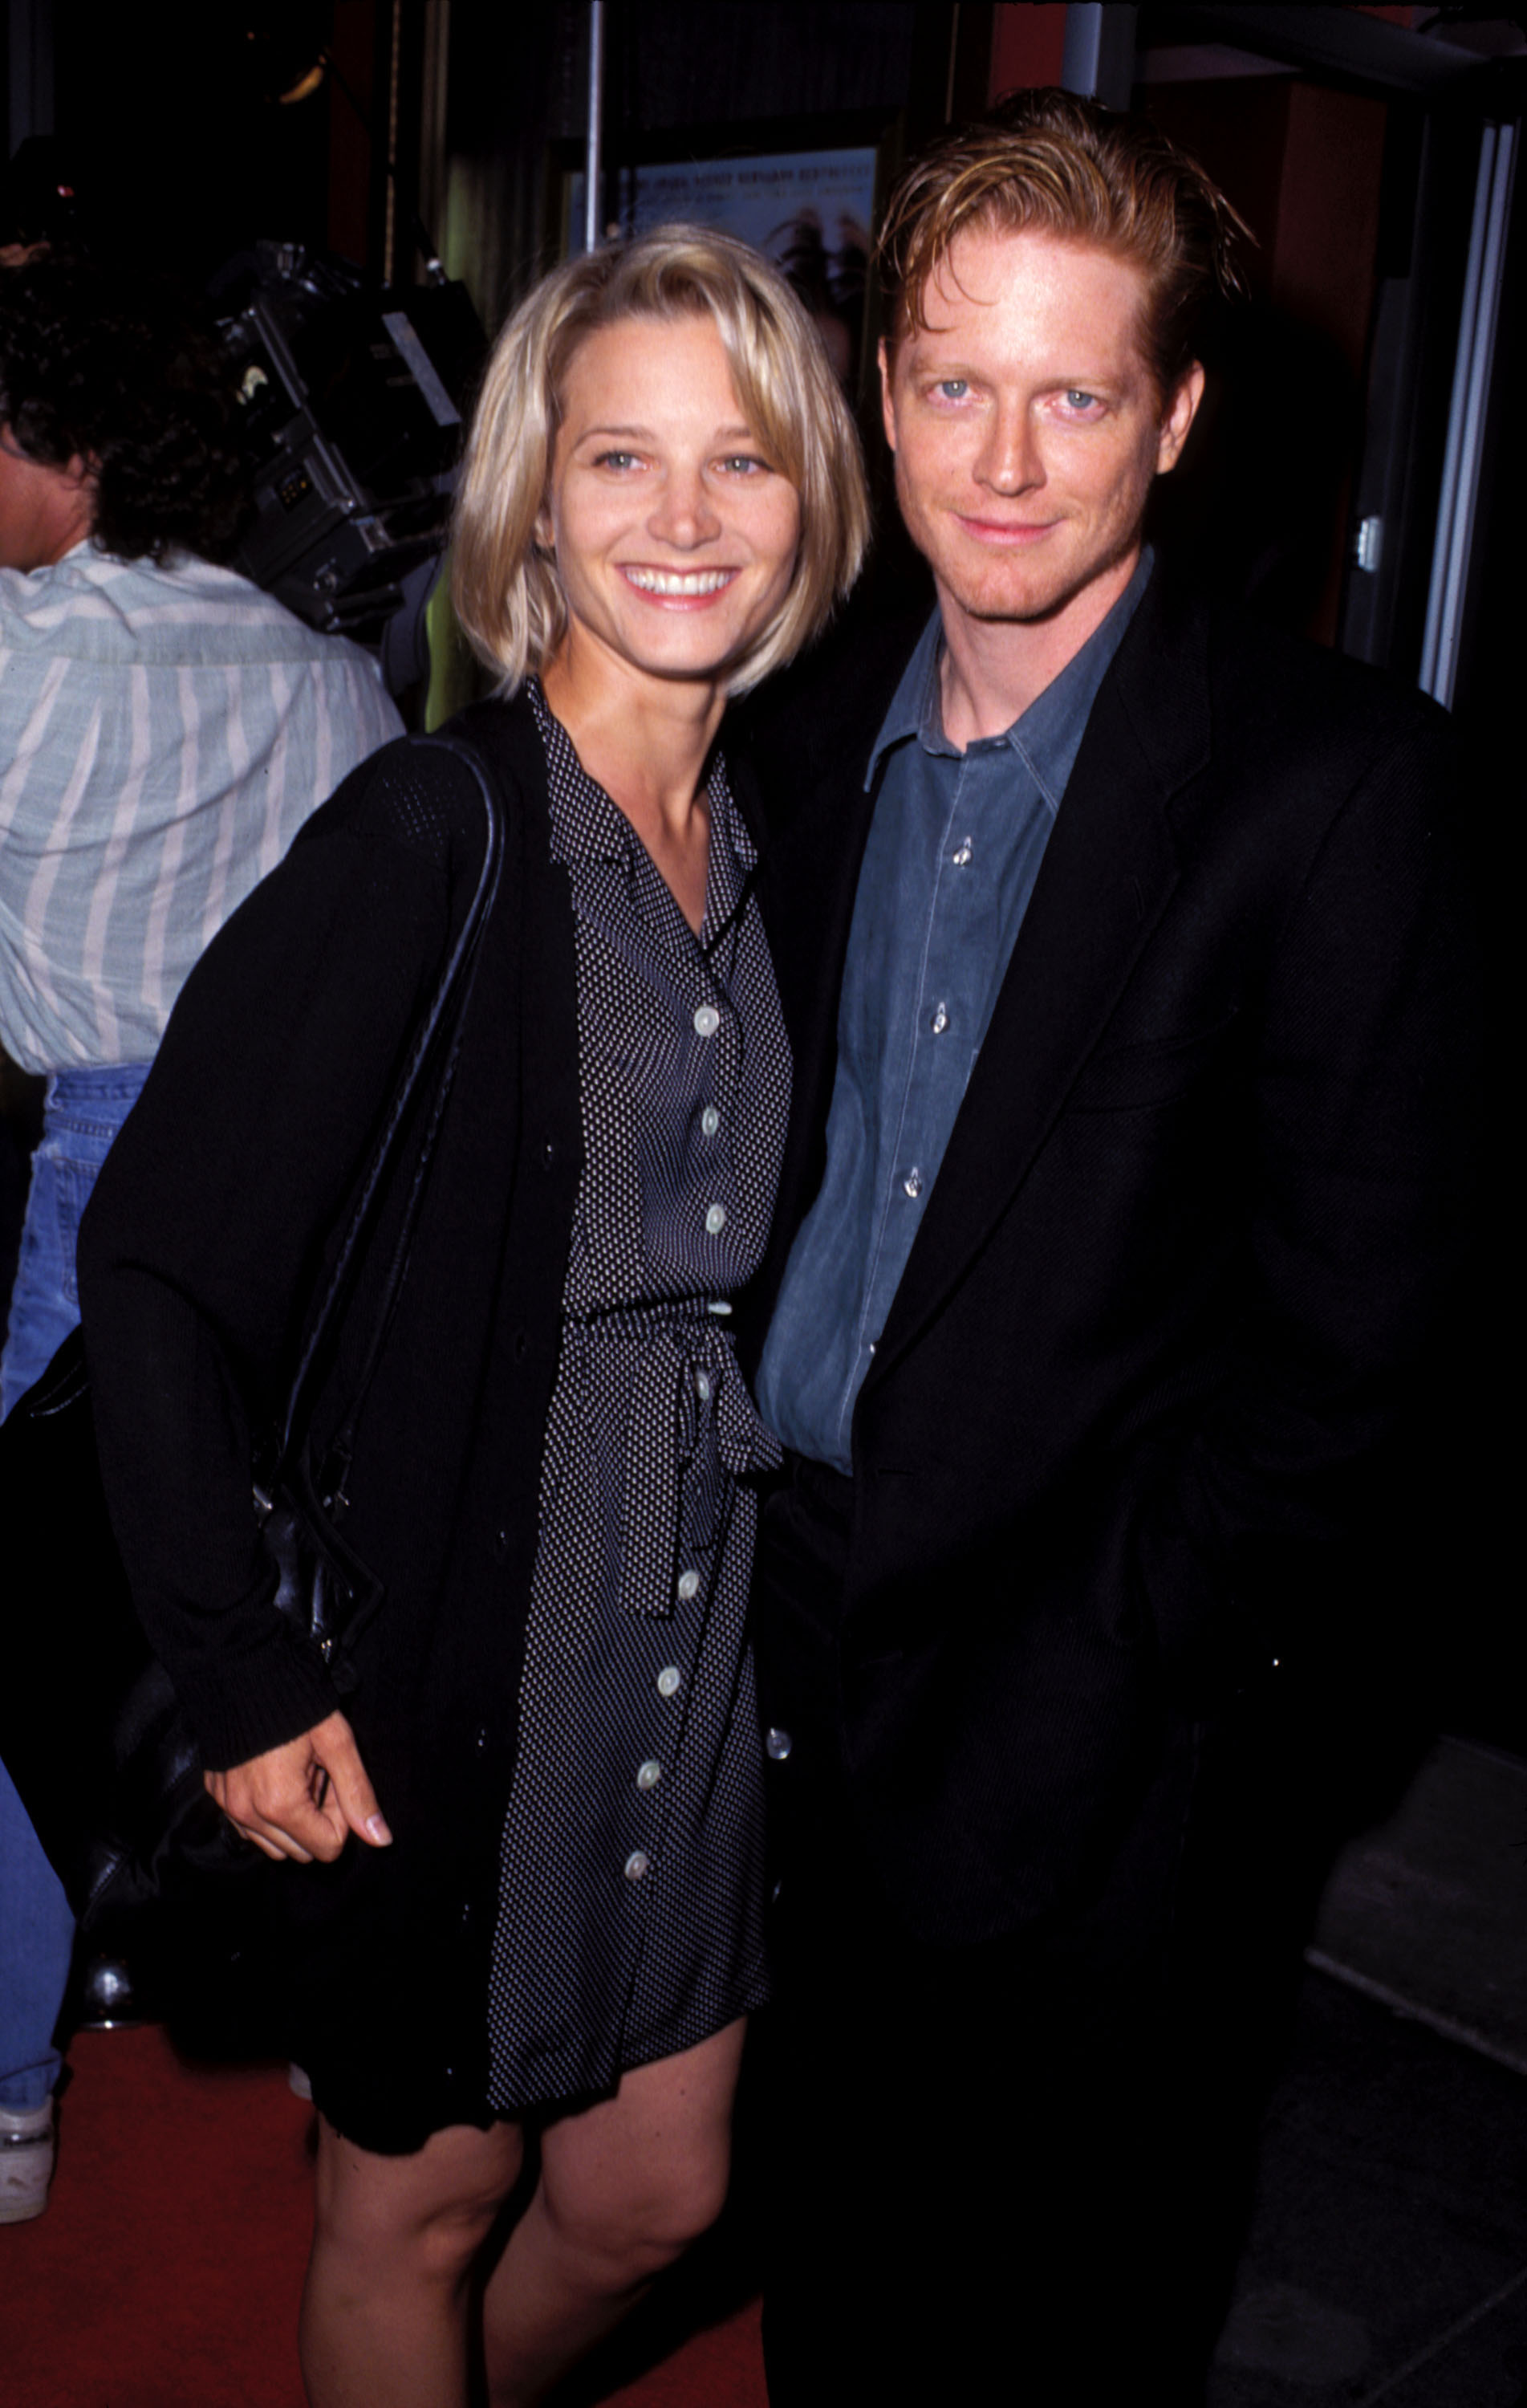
1065,391,1099,410
936,380,969,401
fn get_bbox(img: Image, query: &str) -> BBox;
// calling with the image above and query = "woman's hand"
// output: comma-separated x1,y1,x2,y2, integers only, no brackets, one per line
205,1710,393,1865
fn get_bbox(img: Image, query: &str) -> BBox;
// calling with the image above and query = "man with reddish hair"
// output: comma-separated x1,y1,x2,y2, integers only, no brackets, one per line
743,90,1477,2399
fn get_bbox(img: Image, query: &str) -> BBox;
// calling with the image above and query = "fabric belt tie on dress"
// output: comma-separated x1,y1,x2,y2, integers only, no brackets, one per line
610,1314,782,1621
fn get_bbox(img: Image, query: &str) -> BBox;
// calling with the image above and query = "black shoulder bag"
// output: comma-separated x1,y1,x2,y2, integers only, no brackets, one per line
0,733,504,2011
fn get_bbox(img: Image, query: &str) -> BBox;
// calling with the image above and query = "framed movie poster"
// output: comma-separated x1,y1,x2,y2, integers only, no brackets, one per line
566,116,900,398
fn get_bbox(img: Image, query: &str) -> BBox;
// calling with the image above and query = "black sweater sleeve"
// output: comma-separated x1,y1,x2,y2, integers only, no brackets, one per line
76,738,484,1770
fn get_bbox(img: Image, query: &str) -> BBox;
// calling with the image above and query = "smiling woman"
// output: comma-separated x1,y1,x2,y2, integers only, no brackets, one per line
453,225,868,929
453,226,867,702
543,313,802,679
74,226,869,2408
535,311,806,927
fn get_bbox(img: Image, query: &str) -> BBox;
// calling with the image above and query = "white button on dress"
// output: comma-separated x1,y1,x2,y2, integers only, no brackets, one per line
693,1004,720,1037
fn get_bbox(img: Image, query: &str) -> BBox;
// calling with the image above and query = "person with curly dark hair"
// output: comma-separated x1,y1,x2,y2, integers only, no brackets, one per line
0,251,400,2226
0,256,250,566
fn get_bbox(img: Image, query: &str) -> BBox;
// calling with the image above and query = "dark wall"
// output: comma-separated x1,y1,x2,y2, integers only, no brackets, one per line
46,1,339,279
607,1,920,127
1437,132,1522,1758
1138,74,1392,647
439,2,955,334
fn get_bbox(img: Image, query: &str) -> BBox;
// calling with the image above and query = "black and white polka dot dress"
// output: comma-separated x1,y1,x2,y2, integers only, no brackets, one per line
485,685,790,2111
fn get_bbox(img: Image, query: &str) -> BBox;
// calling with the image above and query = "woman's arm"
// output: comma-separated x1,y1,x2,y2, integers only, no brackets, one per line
77,738,487,1775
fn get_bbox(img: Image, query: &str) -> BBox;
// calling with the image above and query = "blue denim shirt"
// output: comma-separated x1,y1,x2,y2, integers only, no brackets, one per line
755,551,1151,1472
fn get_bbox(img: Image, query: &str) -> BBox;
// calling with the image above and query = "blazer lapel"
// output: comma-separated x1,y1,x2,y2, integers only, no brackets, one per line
870,584,1213,1380
734,622,913,1271
751,753,881,1316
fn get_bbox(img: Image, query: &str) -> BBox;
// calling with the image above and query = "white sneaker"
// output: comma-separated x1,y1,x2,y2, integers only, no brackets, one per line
0,2099,55,2224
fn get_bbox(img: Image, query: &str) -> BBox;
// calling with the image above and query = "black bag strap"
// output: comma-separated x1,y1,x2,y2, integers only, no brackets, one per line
275,730,506,1474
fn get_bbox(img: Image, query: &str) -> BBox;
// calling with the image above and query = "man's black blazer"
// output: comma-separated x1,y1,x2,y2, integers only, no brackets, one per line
733,567,1480,1946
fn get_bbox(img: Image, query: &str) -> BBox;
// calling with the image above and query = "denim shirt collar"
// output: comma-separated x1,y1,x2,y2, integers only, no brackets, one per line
866,544,1155,812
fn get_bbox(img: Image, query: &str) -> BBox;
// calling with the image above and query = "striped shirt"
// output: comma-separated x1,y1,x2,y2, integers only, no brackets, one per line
0,541,402,1072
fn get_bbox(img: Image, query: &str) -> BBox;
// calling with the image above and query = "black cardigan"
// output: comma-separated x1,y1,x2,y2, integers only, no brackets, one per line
76,695,591,2125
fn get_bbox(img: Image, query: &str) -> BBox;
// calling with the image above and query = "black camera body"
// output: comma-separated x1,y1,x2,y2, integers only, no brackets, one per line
220,244,485,669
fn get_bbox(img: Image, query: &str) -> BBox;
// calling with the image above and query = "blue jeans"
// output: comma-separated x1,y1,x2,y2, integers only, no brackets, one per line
1,1063,151,2107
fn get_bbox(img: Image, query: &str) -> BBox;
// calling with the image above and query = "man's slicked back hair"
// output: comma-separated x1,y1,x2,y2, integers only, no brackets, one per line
878,87,1252,398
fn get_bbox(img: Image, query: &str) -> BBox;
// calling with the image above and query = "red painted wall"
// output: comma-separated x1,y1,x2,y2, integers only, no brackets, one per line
989,2,1068,100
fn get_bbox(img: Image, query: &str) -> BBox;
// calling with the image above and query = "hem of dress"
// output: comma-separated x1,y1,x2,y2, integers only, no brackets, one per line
486,1958,771,2118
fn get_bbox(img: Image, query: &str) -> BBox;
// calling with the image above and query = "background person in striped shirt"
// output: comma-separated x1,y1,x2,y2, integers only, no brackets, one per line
0,251,401,2225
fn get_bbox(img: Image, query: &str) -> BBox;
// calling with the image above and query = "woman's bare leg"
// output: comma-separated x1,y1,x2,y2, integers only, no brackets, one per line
301,2114,525,2408
481,2016,747,2408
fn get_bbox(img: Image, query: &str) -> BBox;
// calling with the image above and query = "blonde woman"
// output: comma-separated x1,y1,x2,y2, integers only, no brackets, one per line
78,228,867,2408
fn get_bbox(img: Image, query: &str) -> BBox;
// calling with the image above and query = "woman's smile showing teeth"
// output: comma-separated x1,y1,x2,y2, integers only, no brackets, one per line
620,566,740,598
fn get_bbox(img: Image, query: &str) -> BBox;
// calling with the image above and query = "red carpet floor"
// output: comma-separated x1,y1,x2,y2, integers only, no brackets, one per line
0,2027,766,2408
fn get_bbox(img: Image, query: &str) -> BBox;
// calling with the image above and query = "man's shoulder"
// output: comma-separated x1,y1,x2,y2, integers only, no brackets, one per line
731,566,1452,840
1121,572,1450,775
0,546,95,643
1097,576,1461,923
0,543,386,677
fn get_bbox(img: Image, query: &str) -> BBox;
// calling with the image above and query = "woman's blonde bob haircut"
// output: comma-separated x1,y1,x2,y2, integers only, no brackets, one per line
453,225,870,697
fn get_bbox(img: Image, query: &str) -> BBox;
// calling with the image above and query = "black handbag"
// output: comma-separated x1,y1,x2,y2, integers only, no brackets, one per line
0,734,504,2004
